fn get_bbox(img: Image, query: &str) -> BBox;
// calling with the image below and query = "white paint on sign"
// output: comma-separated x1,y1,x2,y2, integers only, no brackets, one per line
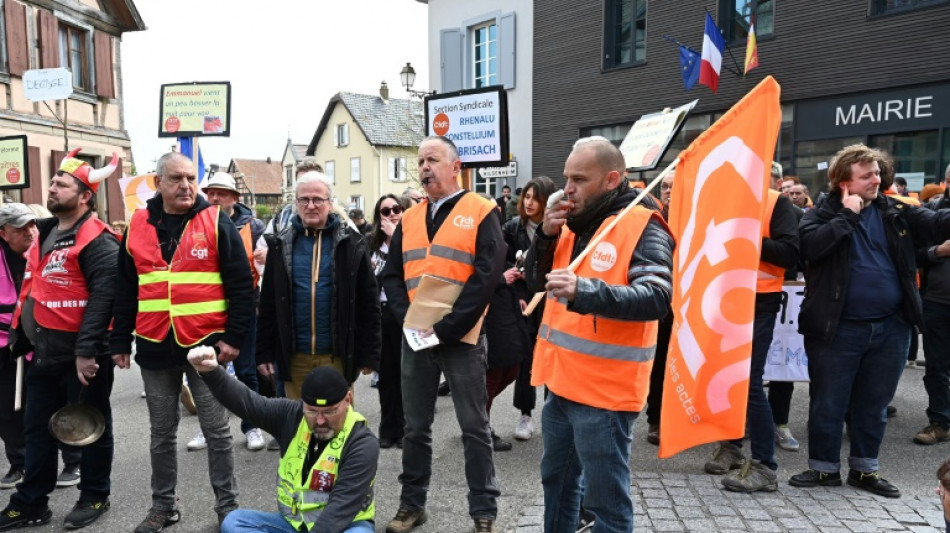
477,161,518,179
23,68,73,101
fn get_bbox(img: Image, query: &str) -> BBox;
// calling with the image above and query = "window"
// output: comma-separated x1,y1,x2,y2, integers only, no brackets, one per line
719,0,774,43
59,23,88,90
870,0,949,15
580,123,634,147
349,195,364,211
604,0,646,69
350,157,360,182
325,161,335,184
388,157,407,181
473,23,497,88
285,166,293,189
334,124,349,147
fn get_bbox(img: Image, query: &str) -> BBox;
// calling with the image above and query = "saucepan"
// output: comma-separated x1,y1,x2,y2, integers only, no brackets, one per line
49,386,105,447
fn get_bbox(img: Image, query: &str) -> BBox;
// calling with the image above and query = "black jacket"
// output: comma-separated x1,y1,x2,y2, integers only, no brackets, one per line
110,195,254,369
381,191,506,344
485,217,535,368
24,211,119,365
256,214,381,383
798,191,950,342
524,188,674,322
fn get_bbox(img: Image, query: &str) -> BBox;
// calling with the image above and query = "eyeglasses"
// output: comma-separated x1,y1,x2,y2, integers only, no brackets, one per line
296,196,329,208
303,403,343,419
380,206,403,217
660,183,673,192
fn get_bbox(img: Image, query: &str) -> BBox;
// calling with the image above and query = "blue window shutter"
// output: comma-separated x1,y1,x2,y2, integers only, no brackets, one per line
440,28,463,92
499,13,516,90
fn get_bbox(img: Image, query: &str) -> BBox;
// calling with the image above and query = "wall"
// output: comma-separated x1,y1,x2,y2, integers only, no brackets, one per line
425,0,533,192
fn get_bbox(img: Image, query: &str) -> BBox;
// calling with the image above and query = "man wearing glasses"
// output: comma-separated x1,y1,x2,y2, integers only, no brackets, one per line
186,351,378,533
256,171,380,402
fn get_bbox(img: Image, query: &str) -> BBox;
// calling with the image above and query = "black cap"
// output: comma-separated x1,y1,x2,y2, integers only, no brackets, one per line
300,366,349,406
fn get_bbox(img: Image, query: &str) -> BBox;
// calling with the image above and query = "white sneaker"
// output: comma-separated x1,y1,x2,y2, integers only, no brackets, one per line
514,415,534,441
774,425,800,451
187,429,207,451
245,428,265,451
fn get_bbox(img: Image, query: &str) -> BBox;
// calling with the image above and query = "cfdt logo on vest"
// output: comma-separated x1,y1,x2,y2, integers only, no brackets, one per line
590,242,618,272
453,215,475,230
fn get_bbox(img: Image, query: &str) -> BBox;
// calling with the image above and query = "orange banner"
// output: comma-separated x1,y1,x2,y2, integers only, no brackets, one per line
659,76,782,458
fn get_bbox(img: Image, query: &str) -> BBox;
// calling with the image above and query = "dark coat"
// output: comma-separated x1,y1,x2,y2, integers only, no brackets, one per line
799,191,950,342
256,214,381,383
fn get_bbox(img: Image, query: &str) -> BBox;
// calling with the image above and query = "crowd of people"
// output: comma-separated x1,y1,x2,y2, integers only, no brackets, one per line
0,137,949,533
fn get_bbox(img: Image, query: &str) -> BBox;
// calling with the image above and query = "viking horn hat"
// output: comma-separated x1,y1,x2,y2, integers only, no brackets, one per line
58,148,119,193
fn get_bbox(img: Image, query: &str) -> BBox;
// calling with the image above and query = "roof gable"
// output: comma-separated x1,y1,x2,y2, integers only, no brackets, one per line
308,92,424,155
228,158,284,195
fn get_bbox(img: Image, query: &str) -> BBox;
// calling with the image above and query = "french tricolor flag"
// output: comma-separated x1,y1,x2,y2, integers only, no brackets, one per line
699,13,725,93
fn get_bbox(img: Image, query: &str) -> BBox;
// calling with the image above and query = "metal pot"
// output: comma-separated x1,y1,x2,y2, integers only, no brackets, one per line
48,386,105,447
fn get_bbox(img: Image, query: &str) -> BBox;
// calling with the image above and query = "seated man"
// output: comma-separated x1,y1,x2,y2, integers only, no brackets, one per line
186,348,377,533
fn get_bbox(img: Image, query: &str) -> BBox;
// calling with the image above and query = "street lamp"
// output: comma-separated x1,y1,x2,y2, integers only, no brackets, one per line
400,62,434,98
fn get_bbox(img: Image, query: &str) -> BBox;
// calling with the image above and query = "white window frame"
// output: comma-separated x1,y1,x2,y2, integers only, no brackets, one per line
472,21,498,88
325,160,335,184
334,123,349,147
388,157,407,182
349,195,364,212
350,157,361,183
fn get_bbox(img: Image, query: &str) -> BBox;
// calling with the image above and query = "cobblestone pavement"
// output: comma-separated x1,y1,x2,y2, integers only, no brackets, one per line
512,471,946,533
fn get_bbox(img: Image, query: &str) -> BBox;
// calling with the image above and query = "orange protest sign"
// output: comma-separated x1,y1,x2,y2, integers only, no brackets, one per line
659,76,782,458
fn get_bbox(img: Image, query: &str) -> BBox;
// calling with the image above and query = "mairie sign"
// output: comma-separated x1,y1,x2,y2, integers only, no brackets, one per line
477,161,517,179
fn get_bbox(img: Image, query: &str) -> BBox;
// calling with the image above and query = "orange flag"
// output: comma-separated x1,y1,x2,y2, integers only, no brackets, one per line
658,76,782,458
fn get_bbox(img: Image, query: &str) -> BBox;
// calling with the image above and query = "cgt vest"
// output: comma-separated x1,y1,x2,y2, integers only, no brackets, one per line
757,190,785,293
20,217,111,332
126,207,227,347
277,408,374,530
532,206,663,412
400,192,495,301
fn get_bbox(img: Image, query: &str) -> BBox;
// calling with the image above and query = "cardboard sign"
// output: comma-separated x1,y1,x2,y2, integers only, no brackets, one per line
0,135,30,190
404,274,482,346
619,99,696,171
424,86,509,168
158,82,231,137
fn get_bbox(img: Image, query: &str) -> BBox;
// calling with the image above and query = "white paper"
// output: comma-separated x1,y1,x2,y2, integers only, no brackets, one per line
404,327,440,352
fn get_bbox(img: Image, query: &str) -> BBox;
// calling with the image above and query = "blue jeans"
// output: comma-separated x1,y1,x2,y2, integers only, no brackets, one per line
805,315,909,473
220,509,373,533
10,357,114,511
231,318,259,434
540,392,637,533
399,335,499,519
745,309,778,470
923,299,950,427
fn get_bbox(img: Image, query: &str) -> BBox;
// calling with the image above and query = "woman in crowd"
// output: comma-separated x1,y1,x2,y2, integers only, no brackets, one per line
485,176,555,450
369,193,410,449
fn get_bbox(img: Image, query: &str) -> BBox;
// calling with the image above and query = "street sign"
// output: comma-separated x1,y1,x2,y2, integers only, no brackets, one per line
477,161,517,179
23,68,73,101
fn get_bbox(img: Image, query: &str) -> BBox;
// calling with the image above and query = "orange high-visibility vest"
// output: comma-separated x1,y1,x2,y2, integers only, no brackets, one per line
532,206,663,412
757,190,785,293
126,206,228,347
19,217,111,332
400,192,495,301
237,222,259,288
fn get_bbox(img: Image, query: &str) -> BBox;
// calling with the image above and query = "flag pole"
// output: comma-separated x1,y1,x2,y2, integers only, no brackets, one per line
522,158,680,316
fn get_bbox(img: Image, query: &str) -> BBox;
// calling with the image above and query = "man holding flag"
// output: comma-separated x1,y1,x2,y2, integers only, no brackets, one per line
523,136,674,532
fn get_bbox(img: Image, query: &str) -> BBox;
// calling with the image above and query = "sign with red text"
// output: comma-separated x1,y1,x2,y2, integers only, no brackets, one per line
0,135,29,190
619,99,696,171
424,86,509,168
158,82,231,137
660,76,782,458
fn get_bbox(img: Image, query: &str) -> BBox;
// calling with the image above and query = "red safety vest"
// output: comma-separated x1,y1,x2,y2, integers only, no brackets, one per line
126,206,228,347
757,190,786,293
19,217,111,332
532,206,664,412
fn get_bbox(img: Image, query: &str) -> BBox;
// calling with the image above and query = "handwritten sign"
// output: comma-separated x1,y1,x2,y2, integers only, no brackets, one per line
619,100,697,171
158,82,231,137
0,135,30,190
763,282,810,382
23,68,73,101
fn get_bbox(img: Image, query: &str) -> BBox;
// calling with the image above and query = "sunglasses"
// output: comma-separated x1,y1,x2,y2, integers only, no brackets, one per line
380,206,404,217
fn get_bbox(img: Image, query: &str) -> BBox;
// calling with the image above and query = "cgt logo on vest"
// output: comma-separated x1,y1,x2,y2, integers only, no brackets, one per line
42,249,69,276
590,242,618,272
190,242,209,260
453,215,475,230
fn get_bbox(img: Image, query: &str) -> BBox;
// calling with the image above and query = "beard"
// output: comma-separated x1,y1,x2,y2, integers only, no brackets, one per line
48,194,79,214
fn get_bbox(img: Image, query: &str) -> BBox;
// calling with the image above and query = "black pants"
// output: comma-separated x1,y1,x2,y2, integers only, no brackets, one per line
646,312,674,425
377,303,405,441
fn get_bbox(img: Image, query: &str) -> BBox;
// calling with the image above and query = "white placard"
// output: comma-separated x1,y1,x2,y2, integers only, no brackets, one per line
404,327,440,352
896,172,926,192
619,100,697,171
427,88,506,166
23,68,73,101
477,161,518,179
764,283,810,382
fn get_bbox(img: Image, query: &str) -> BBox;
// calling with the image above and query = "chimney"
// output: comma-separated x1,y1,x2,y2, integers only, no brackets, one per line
379,80,389,102
266,156,272,164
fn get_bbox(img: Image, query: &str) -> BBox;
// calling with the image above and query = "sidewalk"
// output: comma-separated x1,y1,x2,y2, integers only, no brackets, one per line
511,471,945,532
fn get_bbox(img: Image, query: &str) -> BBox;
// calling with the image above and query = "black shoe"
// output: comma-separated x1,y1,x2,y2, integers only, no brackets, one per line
0,506,52,530
788,469,842,487
379,437,396,449
396,437,403,449
56,465,80,488
886,405,897,418
64,500,109,530
134,508,181,533
847,470,900,498
491,431,512,452
437,381,450,396
0,467,23,490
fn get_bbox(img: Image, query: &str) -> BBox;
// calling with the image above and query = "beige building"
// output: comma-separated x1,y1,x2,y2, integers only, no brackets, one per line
279,139,308,202
308,86,423,213
0,0,144,222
